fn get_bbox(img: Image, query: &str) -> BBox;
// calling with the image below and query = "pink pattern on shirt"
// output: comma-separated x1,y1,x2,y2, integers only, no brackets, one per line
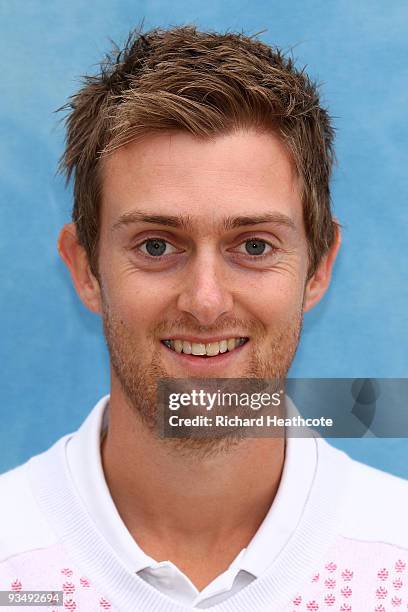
0,543,117,611
1,536,408,611
285,537,408,611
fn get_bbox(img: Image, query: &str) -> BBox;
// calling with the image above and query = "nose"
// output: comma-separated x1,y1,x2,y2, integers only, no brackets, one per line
176,249,234,327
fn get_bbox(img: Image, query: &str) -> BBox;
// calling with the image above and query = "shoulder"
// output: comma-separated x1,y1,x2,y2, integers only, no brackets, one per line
343,453,408,547
0,441,67,561
320,439,408,549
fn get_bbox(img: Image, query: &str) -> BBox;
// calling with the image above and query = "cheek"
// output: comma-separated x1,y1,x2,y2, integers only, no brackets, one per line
102,271,174,337
241,274,305,327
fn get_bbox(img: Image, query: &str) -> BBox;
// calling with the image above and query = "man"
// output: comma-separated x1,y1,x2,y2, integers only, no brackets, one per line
0,24,407,612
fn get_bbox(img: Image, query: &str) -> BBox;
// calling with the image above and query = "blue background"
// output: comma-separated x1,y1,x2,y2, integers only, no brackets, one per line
1,2,407,476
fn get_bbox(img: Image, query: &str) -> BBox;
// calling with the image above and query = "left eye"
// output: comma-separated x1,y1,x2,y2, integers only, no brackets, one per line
138,238,177,257
236,239,273,256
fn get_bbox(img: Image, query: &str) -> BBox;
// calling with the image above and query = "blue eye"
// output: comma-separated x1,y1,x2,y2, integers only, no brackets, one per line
139,238,180,257
231,237,277,261
245,239,267,255
144,238,167,256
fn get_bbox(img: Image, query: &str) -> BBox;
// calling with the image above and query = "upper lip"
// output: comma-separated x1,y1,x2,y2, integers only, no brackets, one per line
161,335,249,343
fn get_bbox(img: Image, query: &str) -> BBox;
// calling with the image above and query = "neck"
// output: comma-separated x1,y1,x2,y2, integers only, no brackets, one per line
101,382,285,589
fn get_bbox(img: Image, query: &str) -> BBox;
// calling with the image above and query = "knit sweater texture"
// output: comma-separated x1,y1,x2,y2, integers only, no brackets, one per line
1,397,408,612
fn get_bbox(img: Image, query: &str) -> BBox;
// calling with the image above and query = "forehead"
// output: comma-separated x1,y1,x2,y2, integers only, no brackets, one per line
99,129,304,232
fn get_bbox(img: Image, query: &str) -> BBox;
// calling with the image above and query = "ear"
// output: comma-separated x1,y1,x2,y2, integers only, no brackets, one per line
57,223,102,314
303,223,341,312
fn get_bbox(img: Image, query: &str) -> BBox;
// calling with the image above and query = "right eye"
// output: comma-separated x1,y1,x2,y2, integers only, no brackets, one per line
137,238,178,257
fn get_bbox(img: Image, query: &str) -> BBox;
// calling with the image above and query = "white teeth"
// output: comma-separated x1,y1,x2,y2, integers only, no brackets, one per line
219,340,228,353
182,341,192,354
165,337,247,357
191,342,206,356
227,338,236,351
174,340,183,353
206,342,220,356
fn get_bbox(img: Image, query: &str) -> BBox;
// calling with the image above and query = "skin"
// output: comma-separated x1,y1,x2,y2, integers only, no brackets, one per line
58,128,340,590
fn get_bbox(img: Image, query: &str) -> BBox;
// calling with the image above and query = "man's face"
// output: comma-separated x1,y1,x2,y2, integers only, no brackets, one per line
97,128,309,427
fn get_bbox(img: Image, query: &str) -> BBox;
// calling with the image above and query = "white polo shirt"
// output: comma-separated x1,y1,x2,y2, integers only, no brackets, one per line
2,396,408,610
65,395,317,607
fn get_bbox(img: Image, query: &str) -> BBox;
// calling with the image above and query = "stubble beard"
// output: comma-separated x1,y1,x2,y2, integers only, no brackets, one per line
101,297,304,458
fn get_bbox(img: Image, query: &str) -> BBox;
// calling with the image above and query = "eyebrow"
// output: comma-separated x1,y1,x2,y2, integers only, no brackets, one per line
111,210,296,233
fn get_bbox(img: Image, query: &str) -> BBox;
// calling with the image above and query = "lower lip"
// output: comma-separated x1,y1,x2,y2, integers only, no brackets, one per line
160,341,249,371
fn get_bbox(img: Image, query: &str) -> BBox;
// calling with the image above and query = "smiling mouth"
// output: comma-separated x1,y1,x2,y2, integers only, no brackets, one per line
161,337,249,357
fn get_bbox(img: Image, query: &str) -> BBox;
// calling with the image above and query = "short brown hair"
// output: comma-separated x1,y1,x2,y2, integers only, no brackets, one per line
57,23,337,279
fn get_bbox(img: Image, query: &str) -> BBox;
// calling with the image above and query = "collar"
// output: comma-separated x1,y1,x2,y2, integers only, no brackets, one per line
65,395,317,578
